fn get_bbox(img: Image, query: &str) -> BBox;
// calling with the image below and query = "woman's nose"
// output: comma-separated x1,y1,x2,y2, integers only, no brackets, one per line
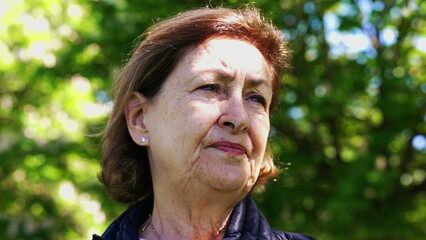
218,95,249,133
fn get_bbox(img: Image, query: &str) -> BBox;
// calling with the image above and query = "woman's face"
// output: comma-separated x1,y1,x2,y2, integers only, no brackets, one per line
143,37,273,195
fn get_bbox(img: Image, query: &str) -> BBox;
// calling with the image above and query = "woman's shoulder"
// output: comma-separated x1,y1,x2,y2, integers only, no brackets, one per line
272,229,318,240
228,195,317,240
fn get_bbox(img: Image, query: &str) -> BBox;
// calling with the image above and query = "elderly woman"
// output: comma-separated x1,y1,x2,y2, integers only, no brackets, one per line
93,6,316,240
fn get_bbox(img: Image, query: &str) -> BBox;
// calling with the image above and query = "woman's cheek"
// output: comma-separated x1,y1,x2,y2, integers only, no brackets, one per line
252,115,270,136
188,101,221,121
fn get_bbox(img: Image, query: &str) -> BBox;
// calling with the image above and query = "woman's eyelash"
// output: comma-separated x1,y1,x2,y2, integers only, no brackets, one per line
199,84,219,92
248,94,266,106
198,85,267,106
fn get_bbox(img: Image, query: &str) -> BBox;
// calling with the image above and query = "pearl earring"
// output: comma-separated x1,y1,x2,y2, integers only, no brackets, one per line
141,137,146,143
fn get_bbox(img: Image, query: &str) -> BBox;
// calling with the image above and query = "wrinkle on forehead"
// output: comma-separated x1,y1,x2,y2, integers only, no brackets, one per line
191,37,273,81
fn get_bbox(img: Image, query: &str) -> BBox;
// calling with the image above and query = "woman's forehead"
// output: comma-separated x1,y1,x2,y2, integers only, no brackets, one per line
183,37,273,80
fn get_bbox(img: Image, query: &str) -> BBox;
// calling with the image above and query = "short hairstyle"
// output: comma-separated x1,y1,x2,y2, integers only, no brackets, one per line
99,6,291,204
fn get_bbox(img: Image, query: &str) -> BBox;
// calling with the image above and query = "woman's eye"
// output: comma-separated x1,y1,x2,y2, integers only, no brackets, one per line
199,84,219,92
248,94,266,106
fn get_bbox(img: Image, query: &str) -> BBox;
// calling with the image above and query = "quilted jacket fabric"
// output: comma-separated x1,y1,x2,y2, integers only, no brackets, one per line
93,195,316,240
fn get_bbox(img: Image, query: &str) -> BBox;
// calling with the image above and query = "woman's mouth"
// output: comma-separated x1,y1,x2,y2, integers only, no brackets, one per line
210,141,247,156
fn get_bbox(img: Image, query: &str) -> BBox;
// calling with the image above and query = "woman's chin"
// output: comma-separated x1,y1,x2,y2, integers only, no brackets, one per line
201,166,256,193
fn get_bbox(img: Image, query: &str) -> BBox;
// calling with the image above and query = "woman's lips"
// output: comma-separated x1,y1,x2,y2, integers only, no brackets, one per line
210,141,247,156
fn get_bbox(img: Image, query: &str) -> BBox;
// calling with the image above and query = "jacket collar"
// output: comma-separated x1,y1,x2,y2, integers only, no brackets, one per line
223,195,274,240
95,195,276,240
97,197,152,240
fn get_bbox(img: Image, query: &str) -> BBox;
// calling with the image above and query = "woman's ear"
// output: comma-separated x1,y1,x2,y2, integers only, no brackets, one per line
125,91,150,146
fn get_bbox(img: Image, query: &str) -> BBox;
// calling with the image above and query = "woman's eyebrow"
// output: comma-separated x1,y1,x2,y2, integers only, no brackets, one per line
200,69,271,87
212,69,235,81
245,78,272,88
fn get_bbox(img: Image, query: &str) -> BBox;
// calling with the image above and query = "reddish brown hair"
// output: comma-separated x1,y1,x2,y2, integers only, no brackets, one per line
99,6,291,204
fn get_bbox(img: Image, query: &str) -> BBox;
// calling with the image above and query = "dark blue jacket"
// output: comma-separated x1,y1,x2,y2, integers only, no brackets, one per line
93,195,316,240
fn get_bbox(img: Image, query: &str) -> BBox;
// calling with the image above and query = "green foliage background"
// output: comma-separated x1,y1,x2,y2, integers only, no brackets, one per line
1,0,425,239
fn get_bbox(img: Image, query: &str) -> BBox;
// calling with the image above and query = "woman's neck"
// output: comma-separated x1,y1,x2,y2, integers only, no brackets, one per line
146,187,244,240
